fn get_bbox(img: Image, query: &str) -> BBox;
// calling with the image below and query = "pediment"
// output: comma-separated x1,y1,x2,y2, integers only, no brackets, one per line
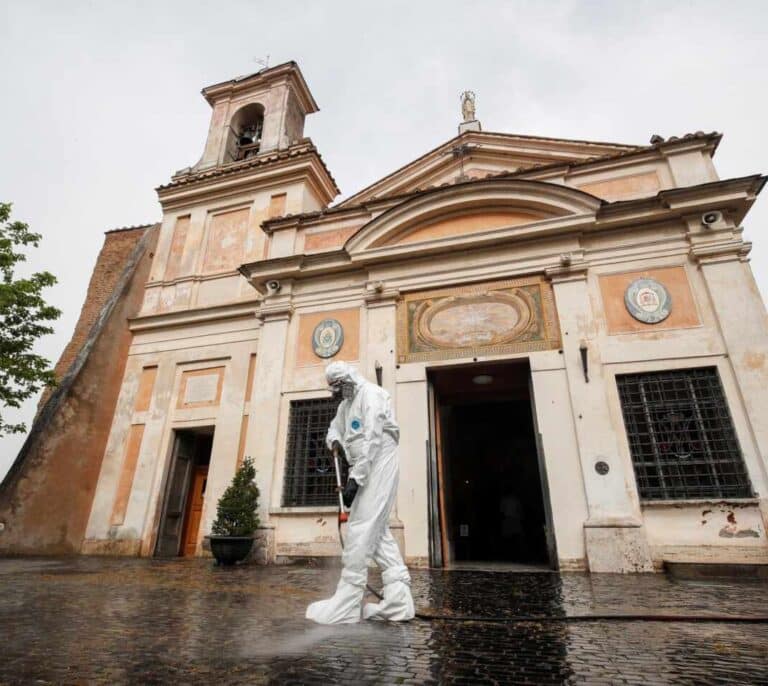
339,130,637,208
345,178,602,255
379,209,544,247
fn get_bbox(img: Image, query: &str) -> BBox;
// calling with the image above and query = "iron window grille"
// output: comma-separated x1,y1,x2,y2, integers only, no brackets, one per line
616,367,752,501
282,396,347,507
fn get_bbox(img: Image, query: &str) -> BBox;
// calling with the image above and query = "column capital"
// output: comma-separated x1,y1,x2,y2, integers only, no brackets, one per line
689,240,752,265
545,258,589,283
257,301,294,322
364,281,400,308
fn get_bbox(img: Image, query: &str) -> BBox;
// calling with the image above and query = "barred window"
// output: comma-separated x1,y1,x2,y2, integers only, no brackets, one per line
282,396,347,507
617,367,752,501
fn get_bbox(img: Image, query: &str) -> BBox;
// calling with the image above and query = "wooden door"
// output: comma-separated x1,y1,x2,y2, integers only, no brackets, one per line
181,465,208,557
156,433,194,557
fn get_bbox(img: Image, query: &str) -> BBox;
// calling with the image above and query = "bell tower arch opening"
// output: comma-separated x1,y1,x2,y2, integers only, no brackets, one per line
226,103,265,162
192,62,320,172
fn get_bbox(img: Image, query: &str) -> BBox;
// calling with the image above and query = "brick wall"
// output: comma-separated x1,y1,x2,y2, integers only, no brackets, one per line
38,226,153,409
0,224,159,554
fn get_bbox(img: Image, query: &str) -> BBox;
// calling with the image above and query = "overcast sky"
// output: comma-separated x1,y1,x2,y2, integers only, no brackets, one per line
1,0,767,478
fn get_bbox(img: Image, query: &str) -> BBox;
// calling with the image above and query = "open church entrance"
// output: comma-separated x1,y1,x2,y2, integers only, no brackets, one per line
428,361,555,569
155,428,213,557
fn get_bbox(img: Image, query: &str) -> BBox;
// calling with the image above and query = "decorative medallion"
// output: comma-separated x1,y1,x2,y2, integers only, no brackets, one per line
624,278,672,324
414,291,533,349
312,318,344,358
396,277,561,363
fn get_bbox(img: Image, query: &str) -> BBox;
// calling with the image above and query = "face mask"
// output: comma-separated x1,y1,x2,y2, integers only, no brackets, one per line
330,380,355,399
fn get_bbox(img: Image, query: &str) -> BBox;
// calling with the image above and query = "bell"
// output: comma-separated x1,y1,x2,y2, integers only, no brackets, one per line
239,127,255,144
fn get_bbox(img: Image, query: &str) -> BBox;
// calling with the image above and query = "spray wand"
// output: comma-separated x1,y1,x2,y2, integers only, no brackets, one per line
332,445,348,525
332,445,383,601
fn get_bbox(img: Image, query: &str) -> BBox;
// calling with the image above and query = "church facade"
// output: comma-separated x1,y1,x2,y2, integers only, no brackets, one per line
3,62,768,572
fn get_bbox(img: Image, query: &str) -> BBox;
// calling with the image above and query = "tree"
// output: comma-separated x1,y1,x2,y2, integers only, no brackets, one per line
211,457,260,537
0,203,61,435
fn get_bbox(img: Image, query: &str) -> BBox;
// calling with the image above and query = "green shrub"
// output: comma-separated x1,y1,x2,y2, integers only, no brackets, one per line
211,457,260,536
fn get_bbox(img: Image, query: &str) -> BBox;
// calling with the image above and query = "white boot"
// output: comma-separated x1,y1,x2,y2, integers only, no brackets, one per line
363,566,415,621
306,572,365,624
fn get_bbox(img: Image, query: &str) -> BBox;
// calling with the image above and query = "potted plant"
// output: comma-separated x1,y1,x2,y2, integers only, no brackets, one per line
208,457,260,566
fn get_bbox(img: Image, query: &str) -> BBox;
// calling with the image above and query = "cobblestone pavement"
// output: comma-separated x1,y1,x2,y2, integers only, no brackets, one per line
1,557,768,685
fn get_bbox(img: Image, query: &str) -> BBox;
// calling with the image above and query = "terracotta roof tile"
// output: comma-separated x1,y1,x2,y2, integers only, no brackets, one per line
156,140,339,193
261,131,721,228
104,223,157,235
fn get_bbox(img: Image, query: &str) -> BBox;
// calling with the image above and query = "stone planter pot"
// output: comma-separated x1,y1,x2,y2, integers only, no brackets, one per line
208,535,254,566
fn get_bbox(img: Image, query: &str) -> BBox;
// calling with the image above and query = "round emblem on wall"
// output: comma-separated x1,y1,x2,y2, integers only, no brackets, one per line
624,278,672,324
312,318,344,358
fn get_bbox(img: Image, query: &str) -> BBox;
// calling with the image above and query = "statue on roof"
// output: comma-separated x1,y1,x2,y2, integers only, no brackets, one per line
460,91,476,122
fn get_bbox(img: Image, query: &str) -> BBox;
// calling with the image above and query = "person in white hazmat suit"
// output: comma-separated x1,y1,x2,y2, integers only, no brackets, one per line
305,361,415,624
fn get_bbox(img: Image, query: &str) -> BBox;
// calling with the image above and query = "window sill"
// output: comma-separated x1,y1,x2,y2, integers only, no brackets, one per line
641,498,761,508
269,506,340,516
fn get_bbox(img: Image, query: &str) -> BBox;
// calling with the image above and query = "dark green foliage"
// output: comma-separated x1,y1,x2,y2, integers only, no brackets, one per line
211,457,260,536
0,203,61,436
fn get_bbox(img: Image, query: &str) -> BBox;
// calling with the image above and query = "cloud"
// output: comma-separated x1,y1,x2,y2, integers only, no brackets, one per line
1,0,767,474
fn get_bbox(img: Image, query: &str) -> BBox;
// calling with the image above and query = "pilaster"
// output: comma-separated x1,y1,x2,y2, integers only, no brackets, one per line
244,298,294,554
363,284,399,397
394,365,430,567
691,239,768,490
364,285,404,549
548,264,653,572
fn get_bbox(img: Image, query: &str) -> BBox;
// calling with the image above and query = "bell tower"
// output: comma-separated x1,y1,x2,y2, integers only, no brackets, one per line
193,61,319,171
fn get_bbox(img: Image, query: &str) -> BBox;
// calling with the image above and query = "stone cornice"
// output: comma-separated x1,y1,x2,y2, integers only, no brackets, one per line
262,204,377,234
157,144,339,210
689,240,752,264
239,251,351,295
239,174,765,295
337,130,721,210
258,136,727,236
594,175,766,229
201,61,319,113
338,130,643,209
128,301,260,332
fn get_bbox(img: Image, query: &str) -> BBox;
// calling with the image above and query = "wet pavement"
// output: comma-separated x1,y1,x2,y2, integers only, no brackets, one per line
1,557,768,685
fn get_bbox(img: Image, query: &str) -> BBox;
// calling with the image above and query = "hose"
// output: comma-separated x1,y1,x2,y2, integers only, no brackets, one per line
335,503,768,624
331,447,767,624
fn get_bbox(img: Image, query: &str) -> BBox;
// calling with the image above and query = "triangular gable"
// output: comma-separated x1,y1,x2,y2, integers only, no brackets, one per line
338,130,639,208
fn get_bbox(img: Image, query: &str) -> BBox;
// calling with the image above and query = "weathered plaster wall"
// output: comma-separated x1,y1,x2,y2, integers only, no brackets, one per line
576,171,661,201
643,502,768,564
82,319,257,557
64,82,766,576
599,266,700,334
0,225,158,554
382,210,542,246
